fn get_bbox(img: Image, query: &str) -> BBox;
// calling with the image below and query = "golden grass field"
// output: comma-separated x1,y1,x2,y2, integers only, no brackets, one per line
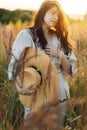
0,19,87,130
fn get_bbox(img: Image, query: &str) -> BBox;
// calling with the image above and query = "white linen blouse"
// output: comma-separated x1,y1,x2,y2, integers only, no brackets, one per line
8,29,76,100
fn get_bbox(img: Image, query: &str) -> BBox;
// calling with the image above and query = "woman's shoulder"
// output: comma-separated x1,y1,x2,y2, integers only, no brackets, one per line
14,29,34,43
17,29,32,37
12,28,34,49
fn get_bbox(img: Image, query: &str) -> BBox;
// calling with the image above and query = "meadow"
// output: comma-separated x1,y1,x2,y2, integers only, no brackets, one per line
0,18,87,130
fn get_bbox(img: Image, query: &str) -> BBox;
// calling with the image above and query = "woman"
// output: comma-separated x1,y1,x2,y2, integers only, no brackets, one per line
8,0,76,126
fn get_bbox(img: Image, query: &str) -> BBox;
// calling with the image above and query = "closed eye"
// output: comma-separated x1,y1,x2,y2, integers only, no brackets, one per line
51,11,56,15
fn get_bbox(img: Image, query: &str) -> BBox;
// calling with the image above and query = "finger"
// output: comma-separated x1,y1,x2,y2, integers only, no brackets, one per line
45,46,51,50
45,47,51,50
26,89,35,94
45,51,51,54
19,88,35,95
45,48,51,53
15,81,22,91
26,83,35,89
45,44,50,47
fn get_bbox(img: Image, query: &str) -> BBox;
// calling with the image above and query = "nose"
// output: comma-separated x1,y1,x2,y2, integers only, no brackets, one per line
54,14,58,20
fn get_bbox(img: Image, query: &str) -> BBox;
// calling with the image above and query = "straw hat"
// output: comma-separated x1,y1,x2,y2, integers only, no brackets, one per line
16,48,59,110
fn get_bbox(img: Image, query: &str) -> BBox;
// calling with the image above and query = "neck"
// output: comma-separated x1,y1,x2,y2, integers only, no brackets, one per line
42,23,50,37
42,24,53,42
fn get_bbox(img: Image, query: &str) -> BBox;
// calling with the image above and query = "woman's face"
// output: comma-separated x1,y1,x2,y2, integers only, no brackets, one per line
44,6,58,27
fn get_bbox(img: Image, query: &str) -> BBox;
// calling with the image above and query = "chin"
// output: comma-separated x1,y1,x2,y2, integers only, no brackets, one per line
50,23,56,27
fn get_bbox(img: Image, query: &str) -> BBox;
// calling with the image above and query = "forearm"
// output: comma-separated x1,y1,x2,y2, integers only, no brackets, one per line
8,56,16,80
60,54,71,75
57,51,71,75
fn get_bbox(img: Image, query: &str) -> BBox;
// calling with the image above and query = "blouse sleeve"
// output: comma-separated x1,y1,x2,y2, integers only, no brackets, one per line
67,52,76,76
8,29,34,80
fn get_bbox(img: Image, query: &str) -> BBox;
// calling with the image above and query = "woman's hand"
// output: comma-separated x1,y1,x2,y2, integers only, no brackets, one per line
45,44,58,57
45,44,71,75
15,81,35,95
45,44,63,58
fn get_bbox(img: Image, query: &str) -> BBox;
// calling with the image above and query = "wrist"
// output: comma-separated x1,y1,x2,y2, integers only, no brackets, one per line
57,49,64,58
57,49,64,65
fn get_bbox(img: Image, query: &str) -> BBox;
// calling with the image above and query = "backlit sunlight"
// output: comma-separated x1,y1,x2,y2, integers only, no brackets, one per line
0,0,87,15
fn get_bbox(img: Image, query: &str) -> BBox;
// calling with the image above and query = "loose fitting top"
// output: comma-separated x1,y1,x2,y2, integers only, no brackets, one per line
8,29,76,100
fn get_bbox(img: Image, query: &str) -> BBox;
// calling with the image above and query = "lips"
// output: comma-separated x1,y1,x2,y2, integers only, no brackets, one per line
51,20,57,25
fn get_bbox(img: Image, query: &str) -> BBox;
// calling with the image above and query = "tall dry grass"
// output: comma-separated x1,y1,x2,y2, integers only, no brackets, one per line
0,20,87,130
65,21,87,130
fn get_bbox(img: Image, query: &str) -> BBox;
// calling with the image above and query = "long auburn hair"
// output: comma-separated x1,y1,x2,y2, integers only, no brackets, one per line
30,0,72,54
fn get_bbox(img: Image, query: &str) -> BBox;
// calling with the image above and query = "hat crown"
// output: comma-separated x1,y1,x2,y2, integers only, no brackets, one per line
17,67,41,90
